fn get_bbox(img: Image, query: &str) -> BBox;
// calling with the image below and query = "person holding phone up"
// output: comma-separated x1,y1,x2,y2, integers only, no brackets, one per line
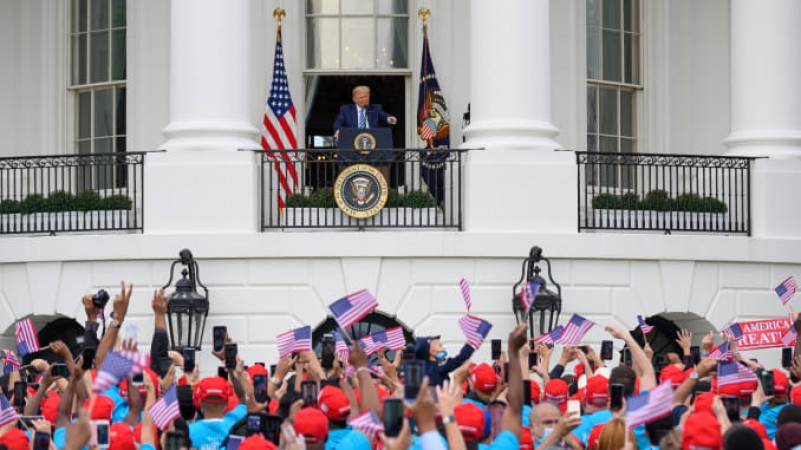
414,335,476,387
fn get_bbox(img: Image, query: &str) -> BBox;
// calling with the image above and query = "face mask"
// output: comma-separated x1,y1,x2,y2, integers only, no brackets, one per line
535,427,554,445
436,351,448,361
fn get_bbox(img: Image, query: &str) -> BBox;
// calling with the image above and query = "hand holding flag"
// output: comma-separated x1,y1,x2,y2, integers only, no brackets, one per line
625,381,674,428
94,350,150,393
637,315,654,335
776,276,798,305
149,384,180,430
15,318,40,356
533,325,564,345
458,315,493,349
276,326,312,357
555,314,595,346
328,289,379,331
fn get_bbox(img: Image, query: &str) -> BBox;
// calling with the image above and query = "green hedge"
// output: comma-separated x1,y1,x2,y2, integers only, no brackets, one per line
592,190,728,213
286,189,436,208
0,191,133,214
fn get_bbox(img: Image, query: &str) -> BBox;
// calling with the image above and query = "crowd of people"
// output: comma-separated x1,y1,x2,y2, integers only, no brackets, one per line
2,282,801,450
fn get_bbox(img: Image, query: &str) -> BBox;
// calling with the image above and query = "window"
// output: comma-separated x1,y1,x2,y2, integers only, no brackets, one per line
586,0,641,188
306,0,409,70
70,0,127,189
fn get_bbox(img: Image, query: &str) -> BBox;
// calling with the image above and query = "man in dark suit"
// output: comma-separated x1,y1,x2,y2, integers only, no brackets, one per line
333,85,397,140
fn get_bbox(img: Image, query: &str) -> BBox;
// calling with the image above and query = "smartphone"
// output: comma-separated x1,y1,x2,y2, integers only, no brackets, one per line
269,364,277,377
218,366,229,379
503,362,509,383
131,372,144,387
51,363,69,379
213,326,227,352
13,381,26,407
567,399,581,415
522,380,532,406
403,361,425,401
254,375,269,403
263,415,283,445
95,420,110,448
491,339,502,361
690,346,701,365
321,334,335,369
610,383,624,410
226,435,244,450
33,431,50,450
783,348,793,368
301,380,318,407
82,347,97,370
622,348,633,366
176,385,196,421
384,398,404,437
158,357,173,377
165,431,186,450
224,343,238,370
578,345,590,355
723,396,741,422
528,351,538,370
19,415,45,430
182,348,196,373
601,340,614,361
762,370,775,396
246,414,261,437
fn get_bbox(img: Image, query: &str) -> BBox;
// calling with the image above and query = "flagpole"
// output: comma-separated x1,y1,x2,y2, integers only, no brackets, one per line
273,7,285,32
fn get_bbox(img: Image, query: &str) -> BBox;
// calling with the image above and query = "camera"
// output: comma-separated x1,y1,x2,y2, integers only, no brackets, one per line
92,289,110,309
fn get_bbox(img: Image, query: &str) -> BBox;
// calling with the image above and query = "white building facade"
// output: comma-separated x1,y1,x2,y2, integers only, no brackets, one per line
1,0,801,371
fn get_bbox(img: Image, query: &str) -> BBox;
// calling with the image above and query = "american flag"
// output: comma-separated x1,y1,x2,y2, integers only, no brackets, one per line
717,360,757,387
15,318,40,356
2,350,20,375
358,327,405,354
344,364,385,378
261,24,298,211
708,341,733,361
625,381,674,428
349,410,384,440
0,394,18,427
328,290,379,330
533,325,565,345
93,350,150,393
458,315,493,349
149,383,180,430
555,314,595,346
721,323,743,340
782,327,797,347
776,276,798,305
459,278,472,311
637,315,654,335
519,280,541,317
276,326,312,357
334,331,350,362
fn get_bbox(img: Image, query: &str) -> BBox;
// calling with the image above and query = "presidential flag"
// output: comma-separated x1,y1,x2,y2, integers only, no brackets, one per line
349,410,384,440
459,278,472,311
0,394,18,427
149,383,180,430
261,21,298,210
717,360,758,387
2,350,20,375
708,341,733,361
15,318,40,356
625,381,674,428
533,325,565,345
519,280,541,318
416,20,450,208
276,326,312,357
328,290,379,330
637,315,654,335
556,314,595,346
776,276,798,305
721,323,743,340
358,327,405,354
94,351,150,393
782,327,797,347
334,331,350,362
458,315,493,349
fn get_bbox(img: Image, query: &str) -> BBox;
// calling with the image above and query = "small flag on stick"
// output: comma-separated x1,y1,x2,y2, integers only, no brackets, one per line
776,276,798,305
459,278,472,311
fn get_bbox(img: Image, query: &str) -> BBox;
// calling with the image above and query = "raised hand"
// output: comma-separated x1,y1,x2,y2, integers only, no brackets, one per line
676,329,692,355
111,280,133,323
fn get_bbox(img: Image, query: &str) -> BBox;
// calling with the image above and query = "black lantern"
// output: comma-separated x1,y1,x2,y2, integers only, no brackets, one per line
512,246,562,338
162,249,209,351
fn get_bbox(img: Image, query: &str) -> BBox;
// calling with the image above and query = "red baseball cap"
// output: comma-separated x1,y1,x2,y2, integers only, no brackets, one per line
693,392,716,414
544,379,569,413
293,407,328,443
239,435,277,450
318,385,351,421
743,418,769,440
791,385,801,406
470,363,498,394
247,364,269,380
773,369,789,397
454,402,485,442
585,375,609,407
82,395,115,421
530,380,541,404
681,412,722,450
194,377,231,404
41,392,61,424
0,429,29,450
587,423,604,450
520,427,534,450
109,422,136,450
133,422,158,446
660,365,691,389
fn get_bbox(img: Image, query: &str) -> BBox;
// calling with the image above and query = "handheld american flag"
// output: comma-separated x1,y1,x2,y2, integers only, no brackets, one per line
94,351,150,393
0,394,18,427
707,341,733,361
721,323,743,340
776,276,798,305
276,326,312,357
358,327,405,355
519,280,541,318
334,331,350,362
15,318,40,356
349,410,384,440
717,360,757,387
2,350,20,375
261,23,298,210
459,278,472,311
328,289,379,330
625,381,674,428
458,315,493,349
782,327,797,347
149,383,180,430
637,315,654,335
532,325,565,345
555,314,595,346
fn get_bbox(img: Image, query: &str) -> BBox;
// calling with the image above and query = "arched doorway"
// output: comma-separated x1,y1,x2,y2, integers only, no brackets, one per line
2,315,85,365
625,312,717,368
312,311,414,362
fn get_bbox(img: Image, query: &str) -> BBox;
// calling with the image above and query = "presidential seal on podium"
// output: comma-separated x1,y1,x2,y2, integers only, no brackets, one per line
334,164,388,219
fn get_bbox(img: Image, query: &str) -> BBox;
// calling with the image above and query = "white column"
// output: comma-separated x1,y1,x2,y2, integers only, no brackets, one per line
726,1,801,239
462,0,575,232
145,0,260,233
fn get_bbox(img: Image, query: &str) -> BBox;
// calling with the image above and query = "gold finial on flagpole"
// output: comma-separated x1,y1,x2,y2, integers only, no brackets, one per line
273,7,286,29
418,7,431,28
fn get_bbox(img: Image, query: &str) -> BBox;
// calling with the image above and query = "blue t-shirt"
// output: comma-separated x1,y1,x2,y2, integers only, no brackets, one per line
489,430,520,450
325,427,352,450
760,403,787,440
572,409,613,445
188,404,247,450
330,430,372,450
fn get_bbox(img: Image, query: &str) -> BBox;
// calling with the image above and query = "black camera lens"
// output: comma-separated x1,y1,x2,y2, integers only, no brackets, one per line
92,289,110,309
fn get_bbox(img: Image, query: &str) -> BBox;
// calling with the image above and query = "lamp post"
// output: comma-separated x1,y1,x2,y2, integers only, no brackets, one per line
512,246,562,338
162,249,209,351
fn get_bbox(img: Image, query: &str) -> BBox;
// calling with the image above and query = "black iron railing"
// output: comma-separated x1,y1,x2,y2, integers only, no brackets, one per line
576,152,754,235
0,152,146,235
260,149,465,230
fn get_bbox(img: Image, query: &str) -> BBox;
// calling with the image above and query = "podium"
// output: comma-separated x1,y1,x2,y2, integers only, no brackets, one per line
336,128,395,164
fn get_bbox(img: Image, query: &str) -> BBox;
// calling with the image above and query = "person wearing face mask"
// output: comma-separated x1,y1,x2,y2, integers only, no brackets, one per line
529,402,582,449
414,335,475,387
